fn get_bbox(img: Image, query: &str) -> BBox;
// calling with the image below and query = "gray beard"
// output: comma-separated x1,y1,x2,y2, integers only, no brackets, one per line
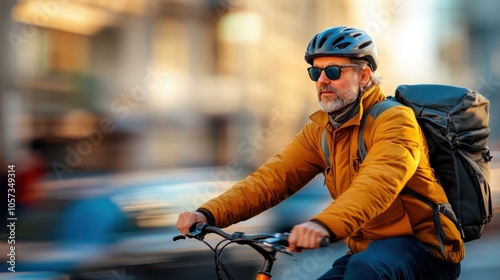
318,87,359,115
318,82,359,113
319,97,348,113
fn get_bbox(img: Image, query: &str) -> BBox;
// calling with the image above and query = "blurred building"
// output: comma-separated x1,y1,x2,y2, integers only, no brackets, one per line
458,0,500,146
0,0,352,179
1,0,499,181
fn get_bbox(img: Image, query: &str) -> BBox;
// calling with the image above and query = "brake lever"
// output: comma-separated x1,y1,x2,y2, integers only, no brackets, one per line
186,223,209,240
173,223,208,241
173,235,186,241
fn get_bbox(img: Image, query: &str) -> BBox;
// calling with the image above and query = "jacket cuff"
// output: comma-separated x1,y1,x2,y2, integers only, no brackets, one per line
196,208,215,226
311,219,336,242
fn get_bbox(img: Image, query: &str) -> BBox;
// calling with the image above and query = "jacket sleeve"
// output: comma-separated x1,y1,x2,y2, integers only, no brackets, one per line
311,106,422,240
199,122,325,228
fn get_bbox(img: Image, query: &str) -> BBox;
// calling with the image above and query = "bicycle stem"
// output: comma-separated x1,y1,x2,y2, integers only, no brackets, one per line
257,251,276,278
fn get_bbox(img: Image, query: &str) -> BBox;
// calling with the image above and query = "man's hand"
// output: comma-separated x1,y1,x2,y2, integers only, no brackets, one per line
176,211,208,235
287,221,330,252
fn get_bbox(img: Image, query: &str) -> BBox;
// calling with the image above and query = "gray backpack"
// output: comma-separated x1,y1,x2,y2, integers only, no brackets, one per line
321,84,493,246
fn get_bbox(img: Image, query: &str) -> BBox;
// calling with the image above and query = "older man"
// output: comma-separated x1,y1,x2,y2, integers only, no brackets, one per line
177,26,463,279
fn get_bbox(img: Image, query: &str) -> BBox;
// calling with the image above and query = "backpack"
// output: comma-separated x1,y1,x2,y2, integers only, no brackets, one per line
321,84,493,244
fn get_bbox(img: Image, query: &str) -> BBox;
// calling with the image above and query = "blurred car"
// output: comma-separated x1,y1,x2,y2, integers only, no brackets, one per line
1,168,332,280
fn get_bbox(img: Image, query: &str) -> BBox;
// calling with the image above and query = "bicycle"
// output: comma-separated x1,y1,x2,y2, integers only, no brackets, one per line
173,223,329,280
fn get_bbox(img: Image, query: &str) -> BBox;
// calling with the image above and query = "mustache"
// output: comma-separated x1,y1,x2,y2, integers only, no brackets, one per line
317,85,340,95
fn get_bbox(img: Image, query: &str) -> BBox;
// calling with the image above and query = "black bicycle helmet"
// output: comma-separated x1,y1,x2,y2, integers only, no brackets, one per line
304,26,379,71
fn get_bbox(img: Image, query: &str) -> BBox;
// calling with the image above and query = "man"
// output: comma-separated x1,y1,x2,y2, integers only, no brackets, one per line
177,26,463,279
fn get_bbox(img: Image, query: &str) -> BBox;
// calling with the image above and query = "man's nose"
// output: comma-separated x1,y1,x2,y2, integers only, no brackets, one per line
317,70,331,84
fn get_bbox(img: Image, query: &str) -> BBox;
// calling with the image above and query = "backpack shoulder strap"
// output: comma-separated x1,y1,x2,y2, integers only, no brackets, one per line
321,99,400,168
321,129,331,167
322,98,402,168
358,99,401,160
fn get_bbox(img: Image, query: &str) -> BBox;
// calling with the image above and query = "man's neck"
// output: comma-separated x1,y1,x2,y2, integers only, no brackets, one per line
328,99,359,129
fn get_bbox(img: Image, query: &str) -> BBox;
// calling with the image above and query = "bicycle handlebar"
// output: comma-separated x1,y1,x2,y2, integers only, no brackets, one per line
173,223,330,280
173,223,330,249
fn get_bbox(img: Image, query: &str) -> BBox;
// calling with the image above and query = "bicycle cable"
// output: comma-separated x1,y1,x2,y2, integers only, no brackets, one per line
200,238,235,280
215,240,233,280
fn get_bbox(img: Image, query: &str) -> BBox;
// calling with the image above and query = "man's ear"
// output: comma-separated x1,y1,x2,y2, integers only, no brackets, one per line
359,67,371,88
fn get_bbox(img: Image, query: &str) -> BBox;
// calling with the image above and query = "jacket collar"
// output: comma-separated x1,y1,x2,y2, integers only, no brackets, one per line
309,85,387,131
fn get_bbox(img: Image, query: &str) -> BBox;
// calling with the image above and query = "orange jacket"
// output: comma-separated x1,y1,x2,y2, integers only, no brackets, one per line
199,85,464,263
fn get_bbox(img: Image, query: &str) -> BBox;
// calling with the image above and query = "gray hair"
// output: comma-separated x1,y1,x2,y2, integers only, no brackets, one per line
349,59,382,91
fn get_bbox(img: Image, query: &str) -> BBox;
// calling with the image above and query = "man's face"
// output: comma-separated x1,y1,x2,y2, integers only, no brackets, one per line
312,56,360,113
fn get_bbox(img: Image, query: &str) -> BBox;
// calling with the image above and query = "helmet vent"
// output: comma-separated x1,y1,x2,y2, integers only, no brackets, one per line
330,36,346,48
336,42,351,50
318,36,329,48
352,32,363,38
311,37,318,48
358,41,372,49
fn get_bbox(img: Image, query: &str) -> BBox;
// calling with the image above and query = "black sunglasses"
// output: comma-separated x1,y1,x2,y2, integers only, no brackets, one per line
307,64,358,81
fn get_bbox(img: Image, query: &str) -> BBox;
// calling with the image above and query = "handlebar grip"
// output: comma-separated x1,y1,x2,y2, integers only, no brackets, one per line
188,222,207,235
319,236,330,247
277,232,290,244
277,233,330,248
189,223,201,232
